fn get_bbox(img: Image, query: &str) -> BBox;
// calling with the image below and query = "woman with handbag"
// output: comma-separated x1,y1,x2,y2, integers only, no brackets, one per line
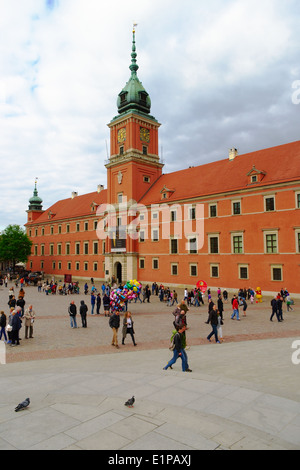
122,311,137,346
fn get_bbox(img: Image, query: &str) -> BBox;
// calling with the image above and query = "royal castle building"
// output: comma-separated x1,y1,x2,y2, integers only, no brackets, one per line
25,29,300,295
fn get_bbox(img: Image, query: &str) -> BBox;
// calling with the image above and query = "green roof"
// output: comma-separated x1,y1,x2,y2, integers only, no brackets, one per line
116,29,152,116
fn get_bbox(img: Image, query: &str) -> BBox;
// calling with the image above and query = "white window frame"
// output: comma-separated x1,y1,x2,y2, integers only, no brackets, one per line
187,235,198,254
231,231,244,254
208,233,220,254
152,228,159,242
238,264,249,280
209,203,217,218
171,263,178,276
190,263,198,277
264,194,276,212
210,263,219,278
170,236,179,254
296,191,300,209
152,258,159,270
271,264,283,282
263,230,278,254
295,228,300,254
232,199,242,215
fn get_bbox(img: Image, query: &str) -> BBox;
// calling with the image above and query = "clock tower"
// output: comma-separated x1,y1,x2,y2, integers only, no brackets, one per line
106,26,163,205
104,26,164,283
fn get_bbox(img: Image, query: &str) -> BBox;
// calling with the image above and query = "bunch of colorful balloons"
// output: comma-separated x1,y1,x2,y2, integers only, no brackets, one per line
110,279,142,312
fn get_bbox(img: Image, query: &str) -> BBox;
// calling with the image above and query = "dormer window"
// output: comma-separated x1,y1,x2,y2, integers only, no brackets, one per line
139,91,148,105
120,92,127,104
160,185,175,200
247,165,266,185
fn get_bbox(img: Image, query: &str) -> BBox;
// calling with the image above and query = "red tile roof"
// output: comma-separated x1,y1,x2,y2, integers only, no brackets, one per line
140,140,300,205
26,140,300,223
26,190,107,225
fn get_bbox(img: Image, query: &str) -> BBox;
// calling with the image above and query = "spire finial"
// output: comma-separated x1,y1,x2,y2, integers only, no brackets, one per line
130,23,139,76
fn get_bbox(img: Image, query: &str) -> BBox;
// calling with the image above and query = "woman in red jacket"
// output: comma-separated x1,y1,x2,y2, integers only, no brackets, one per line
231,295,240,320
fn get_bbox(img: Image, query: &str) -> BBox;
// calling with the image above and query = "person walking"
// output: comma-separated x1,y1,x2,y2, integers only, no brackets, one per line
217,295,224,321
217,310,224,343
122,311,137,346
0,311,8,343
207,305,220,343
270,296,279,322
103,293,110,316
109,311,120,348
11,310,22,346
163,326,192,372
79,300,88,328
241,297,248,317
96,293,101,314
286,294,294,312
91,293,96,315
24,305,35,339
276,296,283,322
8,295,16,310
231,295,240,320
17,296,26,317
171,290,178,306
68,301,78,328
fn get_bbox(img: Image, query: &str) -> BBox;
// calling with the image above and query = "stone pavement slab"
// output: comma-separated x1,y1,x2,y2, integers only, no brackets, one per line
0,337,299,450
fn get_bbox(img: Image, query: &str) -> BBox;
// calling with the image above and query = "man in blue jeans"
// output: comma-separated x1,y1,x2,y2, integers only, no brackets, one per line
163,327,192,372
207,304,220,343
68,301,78,328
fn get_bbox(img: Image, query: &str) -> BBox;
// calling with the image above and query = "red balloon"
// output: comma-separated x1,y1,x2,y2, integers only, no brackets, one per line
196,280,207,293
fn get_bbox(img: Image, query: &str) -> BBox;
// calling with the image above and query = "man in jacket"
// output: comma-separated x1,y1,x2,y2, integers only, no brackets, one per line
270,296,279,322
24,305,35,339
207,305,220,343
163,327,192,372
11,310,22,346
109,311,120,348
79,300,88,328
68,301,77,328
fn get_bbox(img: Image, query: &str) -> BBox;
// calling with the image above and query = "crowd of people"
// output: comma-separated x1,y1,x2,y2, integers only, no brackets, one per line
0,274,296,371
0,284,36,346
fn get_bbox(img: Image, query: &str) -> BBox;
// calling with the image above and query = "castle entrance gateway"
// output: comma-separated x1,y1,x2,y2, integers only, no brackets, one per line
115,261,122,284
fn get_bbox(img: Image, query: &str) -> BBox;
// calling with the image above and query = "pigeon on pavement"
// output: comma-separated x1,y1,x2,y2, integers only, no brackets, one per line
124,396,135,408
15,398,30,412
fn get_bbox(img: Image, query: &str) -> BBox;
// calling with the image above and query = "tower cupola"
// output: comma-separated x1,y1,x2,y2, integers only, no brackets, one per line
28,180,43,211
117,26,151,116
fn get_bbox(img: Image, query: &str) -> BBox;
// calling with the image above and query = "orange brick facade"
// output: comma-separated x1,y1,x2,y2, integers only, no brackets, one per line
25,32,300,296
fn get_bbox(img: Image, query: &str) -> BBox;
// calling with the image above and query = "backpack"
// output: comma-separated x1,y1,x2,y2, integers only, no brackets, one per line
169,330,177,350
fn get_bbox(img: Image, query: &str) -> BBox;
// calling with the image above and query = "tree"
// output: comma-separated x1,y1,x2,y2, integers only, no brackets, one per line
0,225,32,271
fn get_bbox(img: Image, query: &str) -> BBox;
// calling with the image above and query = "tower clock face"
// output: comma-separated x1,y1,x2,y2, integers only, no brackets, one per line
140,127,150,143
117,127,126,143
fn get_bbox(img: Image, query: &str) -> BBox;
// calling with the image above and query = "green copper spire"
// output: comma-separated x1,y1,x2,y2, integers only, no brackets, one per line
28,179,43,211
129,26,139,76
117,25,151,116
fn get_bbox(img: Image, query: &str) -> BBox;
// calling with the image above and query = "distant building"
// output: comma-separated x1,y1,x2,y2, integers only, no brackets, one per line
25,29,300,295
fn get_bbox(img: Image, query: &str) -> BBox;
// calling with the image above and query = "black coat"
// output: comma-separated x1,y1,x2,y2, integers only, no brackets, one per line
109,313,120,329
80,302,88,316
0,313,6,328
208,309,218,326
68,304,77,317
12,314,22,331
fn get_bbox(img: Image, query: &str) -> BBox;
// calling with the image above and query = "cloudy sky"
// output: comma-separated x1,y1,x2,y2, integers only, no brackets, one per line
0,0,299,231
